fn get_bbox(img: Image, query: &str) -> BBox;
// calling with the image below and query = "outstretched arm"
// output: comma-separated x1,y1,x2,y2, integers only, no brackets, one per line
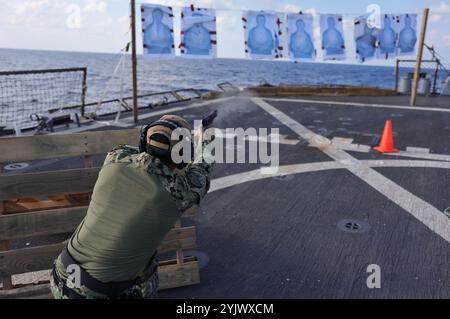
161,138,215,213
170,160,213,213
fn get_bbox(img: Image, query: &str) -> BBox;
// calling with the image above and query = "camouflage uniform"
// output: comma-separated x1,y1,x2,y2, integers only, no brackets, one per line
51,143,214,299
50,254,160,299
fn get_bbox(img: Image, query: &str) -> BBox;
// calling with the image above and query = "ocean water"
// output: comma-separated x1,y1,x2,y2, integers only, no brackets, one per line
0,48,400,102
0,48,442,129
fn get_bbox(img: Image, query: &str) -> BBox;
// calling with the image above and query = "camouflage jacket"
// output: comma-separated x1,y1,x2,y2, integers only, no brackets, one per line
51,142,214,298
104,144,214,213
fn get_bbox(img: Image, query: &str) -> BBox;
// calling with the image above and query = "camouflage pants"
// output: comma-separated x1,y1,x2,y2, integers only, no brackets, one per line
50,258,159,299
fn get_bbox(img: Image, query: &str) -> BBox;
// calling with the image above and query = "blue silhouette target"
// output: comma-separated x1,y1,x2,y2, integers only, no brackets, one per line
354,16,377,62
244,11,282,59
248,15,275,55
320,15,346,60
288,13,315,61
142,5,175,58
181,7,217,58
378,14,397,58
398,14,417,55
377,13,418,59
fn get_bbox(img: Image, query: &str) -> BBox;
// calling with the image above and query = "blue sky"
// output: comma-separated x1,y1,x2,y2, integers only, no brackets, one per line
0,0,449,65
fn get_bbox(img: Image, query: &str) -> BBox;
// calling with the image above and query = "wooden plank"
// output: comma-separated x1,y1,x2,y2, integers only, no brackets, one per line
0,206,88,241
0,200,13,289
3,200,195,216
158,226,197,254
0,201,9,247
0,227,197,276
0,243,62,277
11,199,72,211
3,193,90,214
0,205,195,241
0,258,199,298
158,259,200,290
83,156,94,203
174,220,184,265
0,241,9,251
0,201,6,242
0,128,140,163
47,193,90,204
84,155,94,169
0,168,99,201
0,283,53,299
3,199,86,215
182,206,197,217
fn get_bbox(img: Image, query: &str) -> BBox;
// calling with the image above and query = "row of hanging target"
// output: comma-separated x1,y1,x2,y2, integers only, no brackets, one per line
141,4,418,63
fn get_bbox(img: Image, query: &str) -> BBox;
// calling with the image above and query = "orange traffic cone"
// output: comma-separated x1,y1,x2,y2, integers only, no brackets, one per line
373,120,399,153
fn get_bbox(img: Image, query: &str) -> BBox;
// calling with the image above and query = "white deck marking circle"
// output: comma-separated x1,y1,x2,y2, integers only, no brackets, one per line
211,159,450,192
210,161,343,192
251,97,450,244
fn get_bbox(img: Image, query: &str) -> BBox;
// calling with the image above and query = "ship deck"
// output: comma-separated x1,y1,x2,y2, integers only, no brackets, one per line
3,94,450,298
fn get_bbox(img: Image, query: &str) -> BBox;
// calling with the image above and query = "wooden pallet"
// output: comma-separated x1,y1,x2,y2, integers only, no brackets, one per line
0,129,200,298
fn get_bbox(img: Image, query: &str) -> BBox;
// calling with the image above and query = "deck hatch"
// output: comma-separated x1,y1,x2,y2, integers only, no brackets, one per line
272,174,295,181
3,162,29,171
444,207,450,219
337,219,370,234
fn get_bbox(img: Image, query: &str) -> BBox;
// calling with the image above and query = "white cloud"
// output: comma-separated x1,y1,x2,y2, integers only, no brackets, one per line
83,0,108,14
15,0,50,14
93,18,113,28
428,1,450,23
0,0,127,52
305,8,317,15
426,1,450,53
443,35,450,47
5,0,70,27
430,1,450,12
117,15,129,24
280,4,301,13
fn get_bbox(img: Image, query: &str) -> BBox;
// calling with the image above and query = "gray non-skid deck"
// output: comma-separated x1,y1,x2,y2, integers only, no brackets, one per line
158,95,450,298
2,95,450,298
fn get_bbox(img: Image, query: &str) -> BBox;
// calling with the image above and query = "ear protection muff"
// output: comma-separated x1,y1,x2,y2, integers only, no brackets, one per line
139,124,151,153
139,120,179,154
139,119,194,169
